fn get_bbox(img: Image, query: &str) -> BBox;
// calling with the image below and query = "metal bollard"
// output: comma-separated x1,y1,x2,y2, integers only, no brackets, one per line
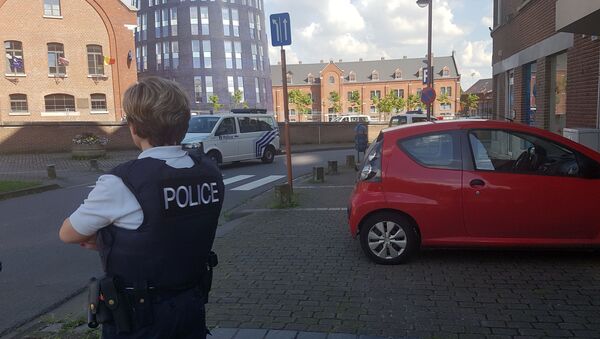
47,164,57,179
312,167,325,183
346,155,356,168
90,159,99,170
327,161,338,175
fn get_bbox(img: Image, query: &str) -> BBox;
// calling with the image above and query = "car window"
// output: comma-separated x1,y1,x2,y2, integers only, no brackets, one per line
187,116,220,133
216,117,237,135
399,132,461,170
469,129,581,177
257,117,275,131
390,116,407,126
411,117,428,123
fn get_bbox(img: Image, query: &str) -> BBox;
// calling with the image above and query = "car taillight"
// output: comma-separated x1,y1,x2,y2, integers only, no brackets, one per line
359,139,382,182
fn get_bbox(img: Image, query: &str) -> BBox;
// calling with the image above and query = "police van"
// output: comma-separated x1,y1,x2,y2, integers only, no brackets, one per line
182,109,280,165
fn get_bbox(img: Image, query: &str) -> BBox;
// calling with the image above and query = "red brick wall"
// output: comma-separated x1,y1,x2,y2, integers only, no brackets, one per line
492,0,556,64
566,35,600,128
0,123,134,154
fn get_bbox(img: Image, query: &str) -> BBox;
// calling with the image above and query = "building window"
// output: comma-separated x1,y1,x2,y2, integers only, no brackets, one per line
328,75,335,84
222,8,231,36
203,40,211,68
171,41,179,69
371,70,379,81
440,86,452,96
392,89,404,98
190,6,198,35
234,41,242,69
200,7,209,35
394,69,402,80
370,90,381,100
141,13,147,40
154,10,161,38
155,43,162,70
348,71,356,82
256,13,262,40
44,0,61,16
255,78,261,103
87,45,104,75
308,73,314,84
249,12,255,39
162,8,169,37
237,76,244,101
170,7,178,36
224,41,233,69
370,105,377,113
90,94,107,112
228,76,235,98
507,69,515,118
442,66,450,77
194,76,203,103
440,103,451,110
4,41,25,74
232,8,240,37
47,43,66,76
192,40,201,68
162,41,170,70
550,52,568,134
286,73,292,84
45,94,75,112
142,45,147,71
9,94,28,113
206,76,213,98
251,43,258,70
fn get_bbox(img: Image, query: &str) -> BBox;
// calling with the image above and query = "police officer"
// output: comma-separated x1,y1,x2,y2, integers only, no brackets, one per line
59,77,224,339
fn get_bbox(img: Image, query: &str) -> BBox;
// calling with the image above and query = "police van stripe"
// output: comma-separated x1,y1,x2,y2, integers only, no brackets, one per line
231,175,285,191
255,130,279,157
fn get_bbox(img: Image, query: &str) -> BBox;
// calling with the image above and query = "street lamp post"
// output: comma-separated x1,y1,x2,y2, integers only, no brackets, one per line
417,0,433,120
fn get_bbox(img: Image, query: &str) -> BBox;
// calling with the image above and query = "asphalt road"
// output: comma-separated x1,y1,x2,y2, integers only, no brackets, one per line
0,148,354,336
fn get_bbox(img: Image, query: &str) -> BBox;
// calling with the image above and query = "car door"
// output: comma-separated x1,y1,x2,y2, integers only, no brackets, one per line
213,117,239,162
237,116,260,159
462,129,547,239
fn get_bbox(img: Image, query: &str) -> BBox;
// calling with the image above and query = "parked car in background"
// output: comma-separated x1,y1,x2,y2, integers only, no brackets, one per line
348,120,600,264
182,109,280,165
332,115,372,123
388,113,430,127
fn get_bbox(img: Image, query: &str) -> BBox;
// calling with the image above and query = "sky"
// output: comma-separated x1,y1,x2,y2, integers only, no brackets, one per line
263,0,493,90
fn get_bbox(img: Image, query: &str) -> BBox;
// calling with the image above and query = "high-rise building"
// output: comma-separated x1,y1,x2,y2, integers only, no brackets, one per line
134,0,272,113
0,0,138,122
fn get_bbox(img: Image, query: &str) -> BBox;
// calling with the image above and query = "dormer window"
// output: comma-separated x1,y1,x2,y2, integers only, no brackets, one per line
307,73,314,84
348,71,356,82
442,66,450,77
286,72,292,84
371,70,379,81
328,75,335,84
394,68,402,80
419,67,424,79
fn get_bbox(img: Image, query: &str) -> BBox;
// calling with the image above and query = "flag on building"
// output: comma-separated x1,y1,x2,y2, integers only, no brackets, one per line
58,57,70,66
103,56,116,65
11,56,23,70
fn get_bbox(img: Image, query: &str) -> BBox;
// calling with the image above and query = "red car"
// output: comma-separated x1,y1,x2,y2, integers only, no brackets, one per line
348,120,600,264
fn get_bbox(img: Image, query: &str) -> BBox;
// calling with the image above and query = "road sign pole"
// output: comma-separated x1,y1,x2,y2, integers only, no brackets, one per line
427,0,433,120
281,46,293,199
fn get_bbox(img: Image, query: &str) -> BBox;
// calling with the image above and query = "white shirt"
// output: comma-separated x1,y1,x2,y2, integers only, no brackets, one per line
69,146,195,236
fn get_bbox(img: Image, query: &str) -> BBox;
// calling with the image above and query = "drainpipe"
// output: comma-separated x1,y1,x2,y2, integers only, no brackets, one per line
597,51,600,129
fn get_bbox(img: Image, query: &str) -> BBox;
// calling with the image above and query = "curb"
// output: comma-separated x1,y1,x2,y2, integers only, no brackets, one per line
278,145,354,155
0,183,61,201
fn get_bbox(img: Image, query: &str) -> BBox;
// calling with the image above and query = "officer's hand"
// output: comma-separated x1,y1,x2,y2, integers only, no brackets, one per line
80,234,98,251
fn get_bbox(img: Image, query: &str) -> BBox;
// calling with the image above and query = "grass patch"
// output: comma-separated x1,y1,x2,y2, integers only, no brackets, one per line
270,193,300,209
0,180,41,193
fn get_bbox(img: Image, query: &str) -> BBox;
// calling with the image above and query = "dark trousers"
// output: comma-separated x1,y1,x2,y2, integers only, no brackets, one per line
102,288,208,339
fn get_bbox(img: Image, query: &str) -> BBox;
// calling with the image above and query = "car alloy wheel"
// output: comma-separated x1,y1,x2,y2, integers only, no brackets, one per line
261,146,275,164
359,212,419,265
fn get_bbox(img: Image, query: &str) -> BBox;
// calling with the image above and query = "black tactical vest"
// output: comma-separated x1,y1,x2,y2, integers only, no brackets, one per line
98,153,224,288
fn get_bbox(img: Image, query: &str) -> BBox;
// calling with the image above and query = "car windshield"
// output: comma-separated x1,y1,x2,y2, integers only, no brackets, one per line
187,116,220,133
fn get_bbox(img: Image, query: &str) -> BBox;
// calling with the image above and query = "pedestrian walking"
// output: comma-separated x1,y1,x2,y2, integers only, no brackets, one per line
59,76,224,339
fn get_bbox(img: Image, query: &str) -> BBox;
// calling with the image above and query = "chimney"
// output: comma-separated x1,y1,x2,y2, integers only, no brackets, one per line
320,59,324,63
381,57,385,60
359,58,363,62
298,61,302,64
339,59,342,63
277,61,281,65
403,56,407,59
329,58,334,63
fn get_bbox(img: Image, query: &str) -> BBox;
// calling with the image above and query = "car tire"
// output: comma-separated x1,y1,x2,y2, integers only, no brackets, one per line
261,145,276,164
206,150,222,165
359,212,420,265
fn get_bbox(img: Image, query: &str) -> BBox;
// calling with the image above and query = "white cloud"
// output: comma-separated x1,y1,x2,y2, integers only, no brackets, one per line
481,16,493,27
461,40,492,68
301,23,321,39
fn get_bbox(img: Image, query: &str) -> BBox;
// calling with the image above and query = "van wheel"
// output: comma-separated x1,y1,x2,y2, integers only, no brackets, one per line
261,146,276,164
206,150,222,165
359,212,420,265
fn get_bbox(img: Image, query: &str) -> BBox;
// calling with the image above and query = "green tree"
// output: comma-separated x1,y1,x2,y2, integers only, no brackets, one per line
209,95,223,112
288,89,313,114
392,96,406,113
349,90,361,113
406,94,423,111
437,93,452,107
328,91,342,113
231,90,243,109
460,94,480,115
242,102,250,109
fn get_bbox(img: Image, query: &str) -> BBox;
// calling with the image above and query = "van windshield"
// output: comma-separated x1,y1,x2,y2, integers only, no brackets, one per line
188,116,220,133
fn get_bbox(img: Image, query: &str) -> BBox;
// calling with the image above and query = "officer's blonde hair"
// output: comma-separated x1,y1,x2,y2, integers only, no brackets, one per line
123,77,191,146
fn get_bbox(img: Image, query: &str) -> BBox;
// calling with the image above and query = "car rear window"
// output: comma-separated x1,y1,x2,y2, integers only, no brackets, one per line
399,132,461,170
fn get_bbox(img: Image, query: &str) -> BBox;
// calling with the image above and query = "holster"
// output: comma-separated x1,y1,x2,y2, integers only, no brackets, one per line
201,251,218,303
86,276,132,334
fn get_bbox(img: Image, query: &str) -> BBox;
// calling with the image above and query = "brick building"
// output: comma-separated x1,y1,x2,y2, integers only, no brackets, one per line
133,0,272,113
0,0,138,123
492,0,600,135
270,55,461,122
462,78,493,118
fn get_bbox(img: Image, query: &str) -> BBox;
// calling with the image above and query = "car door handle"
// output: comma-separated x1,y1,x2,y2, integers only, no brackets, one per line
470,179,485,188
